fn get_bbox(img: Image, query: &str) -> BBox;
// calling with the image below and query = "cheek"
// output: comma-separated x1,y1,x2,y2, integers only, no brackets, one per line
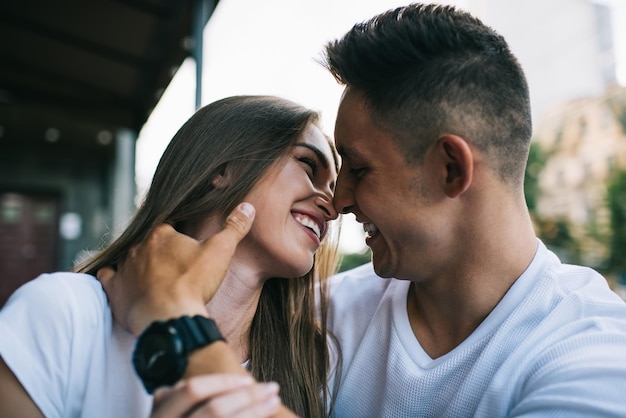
353,184,378,210
243,185,281,224
248,206,281,240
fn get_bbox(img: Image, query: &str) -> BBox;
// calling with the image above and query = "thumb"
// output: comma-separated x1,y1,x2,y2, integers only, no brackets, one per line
197,202,255,264
221,202,256,242
194,203,255,303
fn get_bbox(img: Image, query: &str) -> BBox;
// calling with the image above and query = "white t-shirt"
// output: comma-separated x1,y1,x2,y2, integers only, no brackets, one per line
0,273,151,418
327,240,626,417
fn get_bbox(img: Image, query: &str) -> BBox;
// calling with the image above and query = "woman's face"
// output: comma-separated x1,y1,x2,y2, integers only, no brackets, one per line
239,123,338,279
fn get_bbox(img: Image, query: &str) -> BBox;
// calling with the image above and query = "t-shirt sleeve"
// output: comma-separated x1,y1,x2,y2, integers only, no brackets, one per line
0,273,106,418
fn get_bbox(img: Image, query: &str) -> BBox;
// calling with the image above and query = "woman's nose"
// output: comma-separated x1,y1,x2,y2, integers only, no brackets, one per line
316,193,338,221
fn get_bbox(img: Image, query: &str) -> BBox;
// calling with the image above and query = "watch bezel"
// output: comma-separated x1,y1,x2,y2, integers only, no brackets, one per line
132,321,188,393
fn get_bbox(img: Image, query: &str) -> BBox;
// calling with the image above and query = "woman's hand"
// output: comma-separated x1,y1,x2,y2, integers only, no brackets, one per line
97,203,256,335
151,374,280,418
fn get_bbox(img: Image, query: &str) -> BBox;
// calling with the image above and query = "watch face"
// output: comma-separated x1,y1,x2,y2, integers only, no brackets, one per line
133,323,186,390
132,316,224,393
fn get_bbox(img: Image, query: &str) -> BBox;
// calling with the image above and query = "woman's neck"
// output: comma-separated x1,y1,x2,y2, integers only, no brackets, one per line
205,261,265,364
191,216,266,363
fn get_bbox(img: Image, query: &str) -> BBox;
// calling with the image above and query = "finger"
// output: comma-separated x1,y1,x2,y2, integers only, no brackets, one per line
189,398,281,418
192,203,255,301
189,382,281,418
96,266,116,288
198,202,255,260
206,202,255,249
150,375,254,418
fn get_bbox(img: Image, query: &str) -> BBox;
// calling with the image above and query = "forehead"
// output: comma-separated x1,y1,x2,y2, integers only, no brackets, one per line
334,89,387,160
300,123,330,150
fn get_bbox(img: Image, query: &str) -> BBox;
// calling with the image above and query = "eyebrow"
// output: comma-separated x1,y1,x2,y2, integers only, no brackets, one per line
294,142,330,169
336,144,363,162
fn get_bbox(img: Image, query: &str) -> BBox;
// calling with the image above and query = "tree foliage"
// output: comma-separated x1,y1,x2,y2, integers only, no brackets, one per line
524,141,547,213
525,140,583,265
606,169,626,279
338,249,372,272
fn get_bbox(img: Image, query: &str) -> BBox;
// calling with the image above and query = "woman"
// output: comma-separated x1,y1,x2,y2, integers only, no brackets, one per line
0,95,341,418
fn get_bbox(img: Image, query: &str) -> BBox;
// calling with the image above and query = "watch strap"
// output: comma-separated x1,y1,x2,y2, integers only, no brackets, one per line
173,315,225,354
133,315,225,394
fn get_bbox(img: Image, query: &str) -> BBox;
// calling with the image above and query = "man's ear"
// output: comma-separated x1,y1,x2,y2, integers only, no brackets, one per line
211,164,232,189
437,134,473,198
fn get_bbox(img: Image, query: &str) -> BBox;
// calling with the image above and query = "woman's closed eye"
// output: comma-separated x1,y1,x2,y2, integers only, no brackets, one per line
298,156,318,176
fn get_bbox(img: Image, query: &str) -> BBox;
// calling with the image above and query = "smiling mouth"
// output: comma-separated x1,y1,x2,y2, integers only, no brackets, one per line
363,222,378,239
293,213,322,239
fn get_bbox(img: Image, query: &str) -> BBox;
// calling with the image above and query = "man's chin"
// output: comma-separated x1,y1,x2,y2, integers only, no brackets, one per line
371,254,394,279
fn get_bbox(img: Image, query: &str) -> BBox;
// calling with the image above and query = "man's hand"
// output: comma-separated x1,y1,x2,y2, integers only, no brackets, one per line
151,374,281,418
97,202,256,335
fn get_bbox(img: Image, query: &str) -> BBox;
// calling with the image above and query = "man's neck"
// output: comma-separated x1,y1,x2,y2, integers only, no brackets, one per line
406,211,538,358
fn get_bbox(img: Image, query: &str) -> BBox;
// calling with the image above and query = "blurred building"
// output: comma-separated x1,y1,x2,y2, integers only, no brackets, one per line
534,87,626,267
466,0,617,123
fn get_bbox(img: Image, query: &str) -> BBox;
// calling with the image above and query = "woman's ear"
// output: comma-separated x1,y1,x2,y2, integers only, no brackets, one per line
437,134,473,198
211,164,231,189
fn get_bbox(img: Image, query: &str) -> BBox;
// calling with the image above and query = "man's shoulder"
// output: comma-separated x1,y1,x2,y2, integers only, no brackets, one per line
544,254,626,312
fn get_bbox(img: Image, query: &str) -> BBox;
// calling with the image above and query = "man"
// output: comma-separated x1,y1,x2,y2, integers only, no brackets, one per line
320,3,626,416
100,3,626,417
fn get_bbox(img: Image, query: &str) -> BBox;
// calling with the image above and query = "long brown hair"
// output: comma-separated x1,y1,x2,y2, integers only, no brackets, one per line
74,95,340,417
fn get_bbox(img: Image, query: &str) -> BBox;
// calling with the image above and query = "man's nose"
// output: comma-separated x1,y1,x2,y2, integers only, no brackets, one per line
333,175,355,214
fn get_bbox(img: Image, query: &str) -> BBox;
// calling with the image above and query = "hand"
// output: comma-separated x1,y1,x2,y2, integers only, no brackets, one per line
151,374,281,418
97,202,256,335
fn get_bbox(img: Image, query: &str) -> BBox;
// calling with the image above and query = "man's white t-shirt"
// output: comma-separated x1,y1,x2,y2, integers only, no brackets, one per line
327,240,626,417
0,273,151,417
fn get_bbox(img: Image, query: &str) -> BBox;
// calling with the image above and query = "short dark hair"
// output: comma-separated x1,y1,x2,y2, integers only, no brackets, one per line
322,2,532,185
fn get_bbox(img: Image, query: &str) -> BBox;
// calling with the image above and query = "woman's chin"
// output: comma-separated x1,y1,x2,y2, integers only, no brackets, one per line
286,260,315,279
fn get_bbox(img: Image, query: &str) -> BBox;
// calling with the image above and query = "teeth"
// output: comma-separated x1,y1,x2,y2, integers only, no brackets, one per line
363,223,378,238
294,214,321,239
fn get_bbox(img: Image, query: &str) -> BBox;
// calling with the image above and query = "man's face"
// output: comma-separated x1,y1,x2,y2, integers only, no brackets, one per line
333,89,448,280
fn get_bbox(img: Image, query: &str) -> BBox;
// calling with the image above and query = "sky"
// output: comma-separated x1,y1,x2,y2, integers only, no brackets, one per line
135,0,626,254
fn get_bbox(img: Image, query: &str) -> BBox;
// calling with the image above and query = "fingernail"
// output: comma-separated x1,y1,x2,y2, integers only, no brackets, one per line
239,202,254,218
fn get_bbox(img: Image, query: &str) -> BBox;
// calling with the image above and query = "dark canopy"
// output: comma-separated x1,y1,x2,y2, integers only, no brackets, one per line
0,0,217,151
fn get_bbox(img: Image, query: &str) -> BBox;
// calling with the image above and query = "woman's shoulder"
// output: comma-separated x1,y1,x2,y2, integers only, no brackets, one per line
1,271,109,327
0,272,114,417
13,271,104,300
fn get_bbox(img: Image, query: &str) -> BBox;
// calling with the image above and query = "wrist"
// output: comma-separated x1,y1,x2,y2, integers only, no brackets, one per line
186,340,248,377
128,301,208,336
132,315,225,393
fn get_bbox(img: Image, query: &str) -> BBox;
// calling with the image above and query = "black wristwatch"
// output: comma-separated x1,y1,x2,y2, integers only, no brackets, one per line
132,315,225,393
